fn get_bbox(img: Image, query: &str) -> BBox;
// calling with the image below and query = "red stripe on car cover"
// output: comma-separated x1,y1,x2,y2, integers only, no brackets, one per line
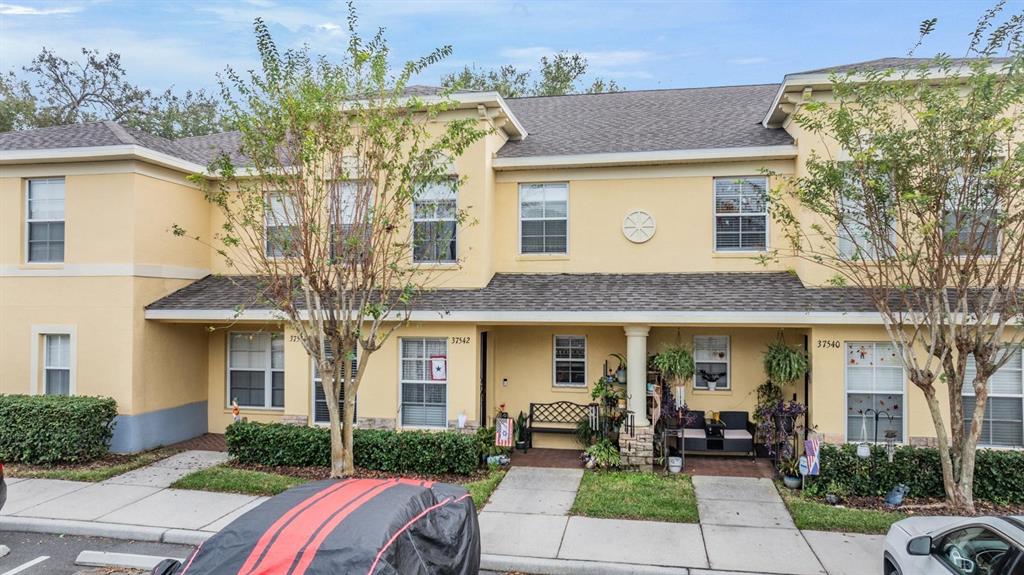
238,479,365,575
365,493,471,575
178,541,203,575
286,480,408,575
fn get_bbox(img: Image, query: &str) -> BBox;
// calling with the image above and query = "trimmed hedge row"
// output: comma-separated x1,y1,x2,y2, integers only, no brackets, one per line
226,421,479,475
0,394,118,464
804,443,1024,504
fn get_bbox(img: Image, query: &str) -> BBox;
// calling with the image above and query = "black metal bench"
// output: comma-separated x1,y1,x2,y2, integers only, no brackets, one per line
526,401,598,450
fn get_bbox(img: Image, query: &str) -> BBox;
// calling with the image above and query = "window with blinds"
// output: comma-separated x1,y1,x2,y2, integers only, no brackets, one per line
713,177,767,252
694,335,730,390
519,182,568,254
44,333,71,396
265,193,299,258
845,342,904,442
312,344,358,425
228,332,284,409
400,338,447,427
27,178,65,263
553,335,586,387
963,348,1024,447
413,181,458,263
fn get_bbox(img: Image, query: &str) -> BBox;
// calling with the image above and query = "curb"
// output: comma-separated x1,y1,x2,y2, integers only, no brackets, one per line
0,516,213,546
76,551,187,570
481,554,690,575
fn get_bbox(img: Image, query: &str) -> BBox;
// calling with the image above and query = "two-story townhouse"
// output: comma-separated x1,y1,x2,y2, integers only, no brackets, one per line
2,58,1021,454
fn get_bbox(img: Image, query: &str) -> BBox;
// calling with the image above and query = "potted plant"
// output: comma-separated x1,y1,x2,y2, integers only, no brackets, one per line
653,344,695,401
779,457,802,489
591,377,622,409
698,369,723,391
514,411,529,451
762,334,809,389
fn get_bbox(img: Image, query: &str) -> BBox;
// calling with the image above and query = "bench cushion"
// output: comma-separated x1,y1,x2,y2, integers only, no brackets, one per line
683,428,706,439
723,429,752,440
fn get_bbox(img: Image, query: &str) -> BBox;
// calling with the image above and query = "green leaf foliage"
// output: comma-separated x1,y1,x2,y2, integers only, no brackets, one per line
762,338,808,386
0,395,118,464
652,345,695,382
225,422,480,475
803,443,1024,504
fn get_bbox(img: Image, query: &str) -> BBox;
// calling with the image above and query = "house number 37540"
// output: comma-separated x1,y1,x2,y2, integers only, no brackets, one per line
816,339,841,349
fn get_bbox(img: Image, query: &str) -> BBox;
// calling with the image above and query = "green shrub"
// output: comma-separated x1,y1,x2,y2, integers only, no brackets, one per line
804,443,1024,504
226,422,480,475
475,426,512,458
0,394,118,464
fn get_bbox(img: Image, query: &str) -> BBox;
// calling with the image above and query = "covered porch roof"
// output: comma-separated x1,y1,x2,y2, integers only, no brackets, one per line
144,272,883,325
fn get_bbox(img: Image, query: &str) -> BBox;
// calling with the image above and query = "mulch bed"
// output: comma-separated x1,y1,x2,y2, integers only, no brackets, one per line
228,461,490,484
824,495,1024,516
6,448,180,475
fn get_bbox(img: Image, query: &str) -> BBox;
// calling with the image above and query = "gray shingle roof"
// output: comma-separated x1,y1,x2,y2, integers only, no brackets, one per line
497,85,793,159
793,56,1009,76
146,272,877,314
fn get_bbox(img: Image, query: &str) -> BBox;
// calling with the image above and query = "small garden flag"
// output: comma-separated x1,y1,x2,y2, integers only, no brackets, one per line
495,416,514,447
804,438,820,476
429,355,447,380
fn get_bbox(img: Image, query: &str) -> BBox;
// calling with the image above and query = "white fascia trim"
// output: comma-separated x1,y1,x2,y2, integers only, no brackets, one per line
352,91,527,140
0,144,208,174
145,308,888,325
492,145,799,170
2,264,209,279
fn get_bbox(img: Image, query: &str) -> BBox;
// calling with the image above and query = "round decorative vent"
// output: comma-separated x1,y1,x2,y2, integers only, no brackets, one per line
622,210,656,243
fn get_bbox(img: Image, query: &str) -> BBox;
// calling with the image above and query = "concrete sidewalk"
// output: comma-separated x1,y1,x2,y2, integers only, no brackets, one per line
0,450,255,544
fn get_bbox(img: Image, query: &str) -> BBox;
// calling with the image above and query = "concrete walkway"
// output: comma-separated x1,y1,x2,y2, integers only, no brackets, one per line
479,468,884,575
0,450,260,544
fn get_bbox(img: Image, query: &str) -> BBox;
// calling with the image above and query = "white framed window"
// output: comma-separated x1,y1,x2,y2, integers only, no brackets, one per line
265,193,298,258
713,176,767,252
312,344,358,425
44,333,72,396
400,337,447,427
944,168,1000,257
694,335,730,390
963,348,1024,447
26,178,66,263
331,181,372,260
227,332,284,409
553,335,586,387
413,181,457,263
845,342,905,443
519,182,568,254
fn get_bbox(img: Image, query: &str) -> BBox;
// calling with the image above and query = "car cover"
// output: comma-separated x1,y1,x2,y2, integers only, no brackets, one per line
165,478,479,575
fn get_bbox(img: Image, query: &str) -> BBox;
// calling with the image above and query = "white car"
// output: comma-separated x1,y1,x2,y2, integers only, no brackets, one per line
884,515,1024,575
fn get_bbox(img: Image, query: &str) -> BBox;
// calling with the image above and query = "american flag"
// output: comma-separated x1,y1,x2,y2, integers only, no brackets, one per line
804,438,820,476
495,417,514,447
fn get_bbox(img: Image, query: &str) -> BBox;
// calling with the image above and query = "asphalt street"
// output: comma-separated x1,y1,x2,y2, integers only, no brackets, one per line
0,532,192,575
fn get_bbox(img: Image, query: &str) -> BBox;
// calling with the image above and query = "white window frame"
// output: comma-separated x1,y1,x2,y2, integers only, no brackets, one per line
264,192,297,258
552,335,587,388
311,346,358,426
25,177,66,264
412,180,458,264
963,348,1024,448
398,337,449,429
844,341,908,444
29,325,76,396
518,182,569,255
712,176,769,253
693,335,731,391
226,332,285,410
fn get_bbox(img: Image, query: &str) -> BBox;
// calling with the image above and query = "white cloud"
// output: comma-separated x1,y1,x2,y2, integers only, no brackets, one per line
728,57,767,65
0,2,82,15
316,22,343,35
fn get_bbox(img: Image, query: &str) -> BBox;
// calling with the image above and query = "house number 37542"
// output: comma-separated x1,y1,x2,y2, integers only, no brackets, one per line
450,336,471,345
816,339,841,349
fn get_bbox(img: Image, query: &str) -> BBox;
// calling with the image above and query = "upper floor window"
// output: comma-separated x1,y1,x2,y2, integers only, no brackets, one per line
944,191,999,256
519,182,568,254
331,182,372,261
694,335,730,390
837,195,895,260
26,178,65,263
228,332,284,409
413,182,457,263
713,177,767,252
265,193,298,258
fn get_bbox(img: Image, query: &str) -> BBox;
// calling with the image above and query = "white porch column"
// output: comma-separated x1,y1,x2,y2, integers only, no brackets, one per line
624,325,651,427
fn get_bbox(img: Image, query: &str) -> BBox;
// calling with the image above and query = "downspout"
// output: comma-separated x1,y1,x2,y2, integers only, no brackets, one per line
803,334,811,440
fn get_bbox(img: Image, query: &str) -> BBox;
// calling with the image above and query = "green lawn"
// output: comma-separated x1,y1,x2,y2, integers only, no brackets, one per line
571,471,699,523
463,469,507,510
5,448,180,482
172,465,308,496
780,489,907,534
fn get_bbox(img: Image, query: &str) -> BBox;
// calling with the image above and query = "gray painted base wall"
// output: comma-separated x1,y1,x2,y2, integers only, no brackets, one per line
110,400,208,453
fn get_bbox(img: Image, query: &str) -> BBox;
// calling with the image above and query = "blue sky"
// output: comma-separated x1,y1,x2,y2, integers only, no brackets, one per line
0,0,1005,95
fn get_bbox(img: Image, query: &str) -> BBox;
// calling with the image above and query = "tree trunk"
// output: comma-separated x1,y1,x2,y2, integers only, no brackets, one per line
341,376,356,476
320,366,348,478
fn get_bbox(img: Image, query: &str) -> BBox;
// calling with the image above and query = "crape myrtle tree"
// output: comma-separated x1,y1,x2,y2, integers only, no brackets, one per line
176,9,487,477
765,4,1024,512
